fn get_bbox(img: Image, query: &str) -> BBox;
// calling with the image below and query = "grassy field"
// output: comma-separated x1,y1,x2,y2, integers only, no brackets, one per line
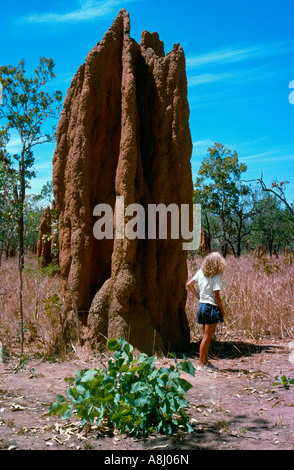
0,255,63,358
0,253,293,358
187,253,294,342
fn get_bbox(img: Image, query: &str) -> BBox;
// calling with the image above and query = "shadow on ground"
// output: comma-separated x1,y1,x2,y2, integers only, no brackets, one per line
185,340,281,360
141,412,273,451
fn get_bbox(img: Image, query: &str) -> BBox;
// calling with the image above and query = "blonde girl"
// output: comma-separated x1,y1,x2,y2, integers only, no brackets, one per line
187,252,226,370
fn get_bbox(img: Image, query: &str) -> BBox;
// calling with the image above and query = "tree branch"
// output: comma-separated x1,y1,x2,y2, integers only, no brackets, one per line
243,174,294,216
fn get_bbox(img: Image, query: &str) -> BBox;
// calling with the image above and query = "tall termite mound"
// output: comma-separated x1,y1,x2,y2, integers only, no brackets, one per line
53,10,193,355
37,207,52,267
37,204,59,267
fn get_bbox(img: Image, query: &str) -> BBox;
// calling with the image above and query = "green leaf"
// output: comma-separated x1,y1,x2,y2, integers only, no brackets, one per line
67,387,78,401
75,384,86,395
118,363,131,373
136,353,148,364
62,406,73,420
108,338,121,351
119,337,133,356
80,369,98,383
155,385,165,398
166,395,176,412
178,360,196,376
56,394,66,403
175,395,188,408
130,382,147,394
177,377,193,393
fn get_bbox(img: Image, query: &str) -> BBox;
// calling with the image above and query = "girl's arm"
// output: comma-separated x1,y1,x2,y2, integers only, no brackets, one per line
214,290,225,317
186,279,200,299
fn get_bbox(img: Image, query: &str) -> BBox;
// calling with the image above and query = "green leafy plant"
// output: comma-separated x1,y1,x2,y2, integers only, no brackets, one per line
273,371,294,390
48,337,195,436
16,354,31,371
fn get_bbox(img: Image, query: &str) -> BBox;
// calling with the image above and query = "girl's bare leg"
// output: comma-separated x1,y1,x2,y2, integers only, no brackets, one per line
199,323,217,366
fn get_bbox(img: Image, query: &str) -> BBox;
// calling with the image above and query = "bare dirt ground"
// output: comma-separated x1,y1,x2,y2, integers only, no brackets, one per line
0,338,293,453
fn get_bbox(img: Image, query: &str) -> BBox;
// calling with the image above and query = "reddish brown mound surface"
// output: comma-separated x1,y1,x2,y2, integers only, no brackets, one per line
53,10,193,355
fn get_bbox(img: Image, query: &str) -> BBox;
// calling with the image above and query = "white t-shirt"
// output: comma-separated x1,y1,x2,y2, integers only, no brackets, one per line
192,269,222,306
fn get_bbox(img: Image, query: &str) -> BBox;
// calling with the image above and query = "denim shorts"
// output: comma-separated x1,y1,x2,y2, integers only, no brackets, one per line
196,302,224,325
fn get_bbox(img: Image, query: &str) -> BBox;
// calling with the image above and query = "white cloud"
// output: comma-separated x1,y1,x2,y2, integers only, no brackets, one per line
188,72,231,86
192,139,214,151
6,133,22,153
188,66,280,88
241,151,275,162
22,0,129,24
54,72,75,84
246,153,294,164
33,160,52,172
186,41,291,69
27,177,52,196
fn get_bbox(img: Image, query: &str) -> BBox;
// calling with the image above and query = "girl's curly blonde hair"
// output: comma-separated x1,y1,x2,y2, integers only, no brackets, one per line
201,252,227,278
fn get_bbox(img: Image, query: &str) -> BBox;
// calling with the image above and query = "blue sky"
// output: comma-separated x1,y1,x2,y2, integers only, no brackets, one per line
1,0,294,202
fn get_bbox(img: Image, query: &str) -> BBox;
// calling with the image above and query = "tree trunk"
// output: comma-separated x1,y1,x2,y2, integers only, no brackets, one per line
18,149,26,354
204,213,212,252
5,238,10,260
18,217,24,355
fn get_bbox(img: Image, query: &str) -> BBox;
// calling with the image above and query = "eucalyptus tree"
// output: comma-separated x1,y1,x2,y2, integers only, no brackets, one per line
194,142,253,256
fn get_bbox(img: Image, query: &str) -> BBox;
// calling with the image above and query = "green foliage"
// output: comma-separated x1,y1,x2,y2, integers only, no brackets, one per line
194,142,249,212
0,57,62,259
193,143,294,256
0,58,62,151
23,195,43,248
24,259,60,279
251,195,294,256
42,294,63,326
0,148,18,251
49,337,196,436
193,142,254,256
273,371,294,390
258,175,294,216
39,181,54,205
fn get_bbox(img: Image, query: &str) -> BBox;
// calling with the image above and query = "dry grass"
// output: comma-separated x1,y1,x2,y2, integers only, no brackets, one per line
0,254,64,358
187,253,294,342
1,253,293,358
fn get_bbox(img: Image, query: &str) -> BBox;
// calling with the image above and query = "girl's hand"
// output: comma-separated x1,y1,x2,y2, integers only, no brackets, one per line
186,279,200,299
214,290,225,317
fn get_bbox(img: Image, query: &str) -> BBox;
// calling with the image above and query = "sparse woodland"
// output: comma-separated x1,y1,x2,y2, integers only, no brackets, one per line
0,52,294,450
1,50,294,360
